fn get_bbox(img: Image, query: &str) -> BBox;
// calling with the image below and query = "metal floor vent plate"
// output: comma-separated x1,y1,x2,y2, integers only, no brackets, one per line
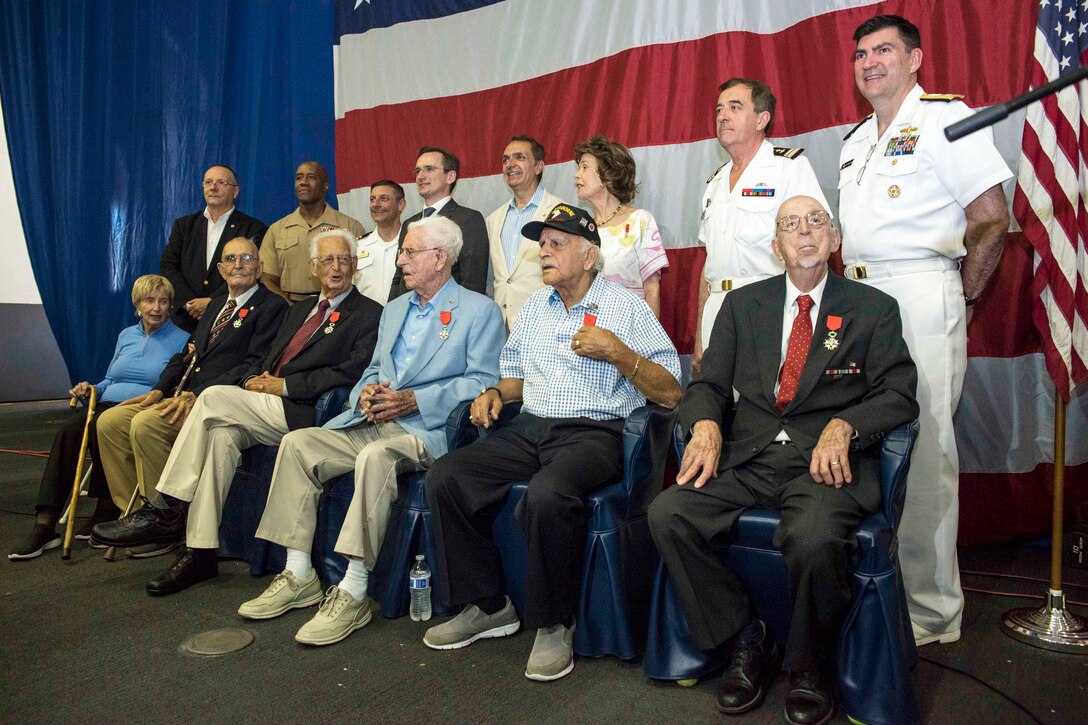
180,628,255,656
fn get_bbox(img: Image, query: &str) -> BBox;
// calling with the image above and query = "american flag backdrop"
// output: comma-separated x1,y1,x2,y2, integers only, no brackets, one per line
1014,0,1088,401
332,0,1087,543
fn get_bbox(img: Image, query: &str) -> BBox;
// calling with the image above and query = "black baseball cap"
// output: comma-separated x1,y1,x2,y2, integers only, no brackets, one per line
522,204,601,246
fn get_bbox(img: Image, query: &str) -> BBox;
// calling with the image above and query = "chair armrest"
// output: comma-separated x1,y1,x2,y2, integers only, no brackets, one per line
878,420,919,530
314,386,353,426
445,399,524,451
623,404,679,515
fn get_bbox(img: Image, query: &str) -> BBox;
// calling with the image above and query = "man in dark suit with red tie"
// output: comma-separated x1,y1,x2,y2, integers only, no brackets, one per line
648,196,918,724
159,164,268,332
94,229,382,595
388,147,488,299
95,237,289,551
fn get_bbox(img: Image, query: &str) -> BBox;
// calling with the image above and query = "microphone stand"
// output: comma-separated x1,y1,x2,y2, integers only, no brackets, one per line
947,65,1088,654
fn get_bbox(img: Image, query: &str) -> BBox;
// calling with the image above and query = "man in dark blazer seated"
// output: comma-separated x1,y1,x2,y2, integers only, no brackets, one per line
648,195,918,725
94,230,382,595
95,237,289,555
159,164,268,332
388,146,488,299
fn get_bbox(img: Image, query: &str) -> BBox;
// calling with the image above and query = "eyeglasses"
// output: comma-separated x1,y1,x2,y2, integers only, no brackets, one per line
221,253,257,265
202,179,237,189
775,210,831,233
396,247,441,259
313,255,353,267
855,143,877,186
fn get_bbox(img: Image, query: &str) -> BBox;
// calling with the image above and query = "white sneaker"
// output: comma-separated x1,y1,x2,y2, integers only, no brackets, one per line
238,569,323,620
294,587,372,646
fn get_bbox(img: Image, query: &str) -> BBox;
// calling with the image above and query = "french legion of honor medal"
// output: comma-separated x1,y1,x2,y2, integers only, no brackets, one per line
439,310,451,340
324,311,341,334
233,308,250,328
824,315,842,350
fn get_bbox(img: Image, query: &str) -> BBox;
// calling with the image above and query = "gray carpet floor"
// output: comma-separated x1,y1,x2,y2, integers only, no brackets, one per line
1,400,1086,724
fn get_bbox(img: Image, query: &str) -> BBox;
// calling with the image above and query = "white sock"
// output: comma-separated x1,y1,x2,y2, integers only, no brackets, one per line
286,548,313,581
337,556,369,601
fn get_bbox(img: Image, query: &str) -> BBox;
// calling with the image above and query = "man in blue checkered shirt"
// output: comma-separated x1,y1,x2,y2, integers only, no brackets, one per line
423,203,681,682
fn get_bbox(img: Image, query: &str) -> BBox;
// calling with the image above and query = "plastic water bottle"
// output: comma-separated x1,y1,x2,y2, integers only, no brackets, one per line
409,554,432,621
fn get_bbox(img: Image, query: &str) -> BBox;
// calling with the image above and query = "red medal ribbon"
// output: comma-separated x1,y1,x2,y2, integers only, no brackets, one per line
237,308,249,319
329,311,341,324
826,315,842,331
583,312,597,327
440,310,451,325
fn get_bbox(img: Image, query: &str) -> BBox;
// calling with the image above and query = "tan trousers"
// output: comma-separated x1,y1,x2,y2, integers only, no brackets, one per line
255,421,432,570
96,402,183,511
155,385,289,549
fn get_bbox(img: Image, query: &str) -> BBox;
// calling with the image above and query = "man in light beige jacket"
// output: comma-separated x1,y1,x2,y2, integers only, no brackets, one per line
485,135,567,330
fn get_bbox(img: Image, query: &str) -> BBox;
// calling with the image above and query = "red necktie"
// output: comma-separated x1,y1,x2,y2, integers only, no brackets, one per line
775,294,814,413
272,299,330,376
207,299,236,344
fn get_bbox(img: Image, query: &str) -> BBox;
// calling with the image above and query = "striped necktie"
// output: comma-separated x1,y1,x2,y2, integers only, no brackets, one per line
208,299,237,344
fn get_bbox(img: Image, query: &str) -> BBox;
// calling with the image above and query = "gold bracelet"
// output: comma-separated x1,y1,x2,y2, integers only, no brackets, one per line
629,354,641,380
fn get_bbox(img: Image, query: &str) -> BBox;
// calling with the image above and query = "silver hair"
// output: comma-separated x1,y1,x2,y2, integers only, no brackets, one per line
309,228,359,259
407,215,463,264
581,238,605,272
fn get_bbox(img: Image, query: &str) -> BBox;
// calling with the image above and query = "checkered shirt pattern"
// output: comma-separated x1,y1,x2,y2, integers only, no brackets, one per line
501,275,681,420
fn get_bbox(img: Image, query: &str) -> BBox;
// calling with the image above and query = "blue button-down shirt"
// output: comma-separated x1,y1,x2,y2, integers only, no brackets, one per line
391,276,459,380
501,274,680,420
499,185,545,270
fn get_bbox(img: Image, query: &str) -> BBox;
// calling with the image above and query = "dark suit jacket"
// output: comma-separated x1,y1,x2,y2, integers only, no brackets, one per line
153,285,288,397
246,287,381,430
388,199,488,299
159,210,269,332
681,272,918,502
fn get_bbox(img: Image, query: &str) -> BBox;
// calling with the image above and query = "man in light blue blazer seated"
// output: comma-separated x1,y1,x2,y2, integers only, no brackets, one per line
242,214,505,646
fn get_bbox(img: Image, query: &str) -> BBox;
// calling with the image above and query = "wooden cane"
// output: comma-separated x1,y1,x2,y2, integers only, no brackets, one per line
61,387,97,559
103,484,142,562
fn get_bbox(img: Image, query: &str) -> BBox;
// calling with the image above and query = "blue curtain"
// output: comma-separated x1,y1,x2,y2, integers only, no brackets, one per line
0,0,335,382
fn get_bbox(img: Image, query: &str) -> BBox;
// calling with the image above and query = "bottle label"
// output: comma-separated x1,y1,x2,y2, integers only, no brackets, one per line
409,577,430,589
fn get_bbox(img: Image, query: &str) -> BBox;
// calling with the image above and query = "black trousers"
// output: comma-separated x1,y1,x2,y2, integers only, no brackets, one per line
648,441,878,671
35,402,116,517
426,413,624,629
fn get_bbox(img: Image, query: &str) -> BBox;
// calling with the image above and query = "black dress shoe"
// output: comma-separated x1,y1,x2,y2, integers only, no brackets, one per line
146,548,217,596
784,670,835,725
91,498,184,548
716,619,782,714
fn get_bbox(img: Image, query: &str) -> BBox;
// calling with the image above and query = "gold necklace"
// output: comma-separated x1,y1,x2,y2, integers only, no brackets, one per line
596,203,624,226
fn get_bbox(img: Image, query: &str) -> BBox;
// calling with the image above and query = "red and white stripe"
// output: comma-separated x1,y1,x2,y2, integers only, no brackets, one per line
1013,16,1088,400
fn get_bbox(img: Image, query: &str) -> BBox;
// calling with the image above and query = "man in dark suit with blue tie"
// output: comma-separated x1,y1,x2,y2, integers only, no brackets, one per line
649,196,918,724
95,230,382,595
159,164,268,332
388,147,488,299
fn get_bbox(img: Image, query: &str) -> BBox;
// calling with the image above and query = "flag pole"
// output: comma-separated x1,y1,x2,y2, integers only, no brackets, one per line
1000,389,1088,653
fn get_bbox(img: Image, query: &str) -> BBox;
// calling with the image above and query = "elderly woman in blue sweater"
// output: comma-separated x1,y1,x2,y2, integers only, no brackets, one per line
9,274,188,560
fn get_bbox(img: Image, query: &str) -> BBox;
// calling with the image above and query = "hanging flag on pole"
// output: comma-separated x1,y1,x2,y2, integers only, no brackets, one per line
1013,0,1088,400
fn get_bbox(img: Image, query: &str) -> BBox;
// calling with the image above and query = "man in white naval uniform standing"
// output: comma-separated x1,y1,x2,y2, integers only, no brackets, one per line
694,77,828,373
838,14,1011,646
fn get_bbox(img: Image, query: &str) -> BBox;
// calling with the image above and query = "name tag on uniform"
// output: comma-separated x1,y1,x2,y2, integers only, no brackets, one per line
741,187,775,197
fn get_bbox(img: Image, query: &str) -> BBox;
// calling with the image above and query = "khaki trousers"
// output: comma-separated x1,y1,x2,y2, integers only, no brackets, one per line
156,385,289,549
255,421,432,569
96,402,183,511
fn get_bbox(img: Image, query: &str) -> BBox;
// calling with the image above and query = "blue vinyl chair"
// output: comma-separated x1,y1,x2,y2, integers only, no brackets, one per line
216,386,353,575
643,421,920,725
451,399,678,659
